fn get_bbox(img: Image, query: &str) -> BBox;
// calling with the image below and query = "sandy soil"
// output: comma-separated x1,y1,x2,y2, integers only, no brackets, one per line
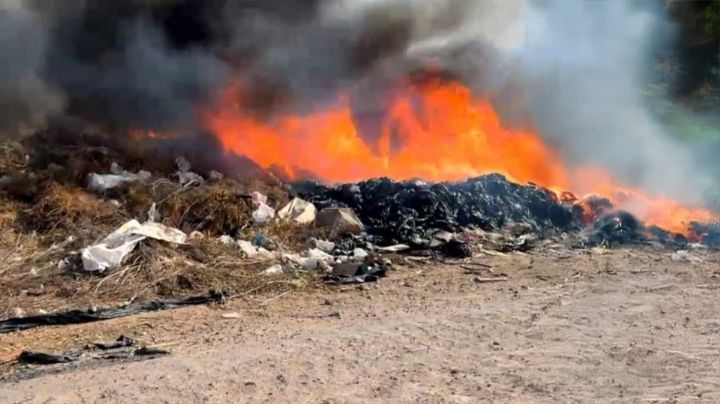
1,246,719,403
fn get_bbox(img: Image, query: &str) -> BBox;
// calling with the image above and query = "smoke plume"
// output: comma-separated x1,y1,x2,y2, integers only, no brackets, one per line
0,0,711,202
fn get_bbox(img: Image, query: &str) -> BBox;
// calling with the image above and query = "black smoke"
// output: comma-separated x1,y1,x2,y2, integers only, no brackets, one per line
0,0,431,136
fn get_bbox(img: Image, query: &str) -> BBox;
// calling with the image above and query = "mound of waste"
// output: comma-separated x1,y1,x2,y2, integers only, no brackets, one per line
295,176,719,249
295,175,583,246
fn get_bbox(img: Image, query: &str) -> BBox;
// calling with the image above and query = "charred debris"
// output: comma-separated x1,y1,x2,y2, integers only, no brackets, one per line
295,177,716,250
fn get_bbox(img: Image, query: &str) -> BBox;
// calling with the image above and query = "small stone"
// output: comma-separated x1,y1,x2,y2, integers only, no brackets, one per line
12,307,25,318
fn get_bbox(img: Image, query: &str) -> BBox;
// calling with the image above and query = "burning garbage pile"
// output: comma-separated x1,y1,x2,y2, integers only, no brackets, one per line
295,176,720,251
0,118,719,332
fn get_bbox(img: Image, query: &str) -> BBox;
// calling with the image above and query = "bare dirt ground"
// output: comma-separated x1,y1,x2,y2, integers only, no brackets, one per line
1,246,719,403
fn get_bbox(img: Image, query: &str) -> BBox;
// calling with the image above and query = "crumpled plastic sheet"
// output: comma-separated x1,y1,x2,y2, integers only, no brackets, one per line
81,220,187,272
87,170,151,192
0,290,228,334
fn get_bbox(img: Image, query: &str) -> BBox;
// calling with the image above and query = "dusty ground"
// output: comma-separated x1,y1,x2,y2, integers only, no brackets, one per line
1,246,719,403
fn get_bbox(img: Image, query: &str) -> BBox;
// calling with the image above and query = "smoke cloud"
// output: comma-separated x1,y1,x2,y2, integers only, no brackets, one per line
515,0,709,201
0,0,711,202
0,0,64,137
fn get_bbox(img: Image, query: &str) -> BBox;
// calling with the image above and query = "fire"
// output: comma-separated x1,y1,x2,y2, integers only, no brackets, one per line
204,79,716,234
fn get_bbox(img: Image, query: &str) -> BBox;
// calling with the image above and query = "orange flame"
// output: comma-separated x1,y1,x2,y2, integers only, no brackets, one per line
204,79,716,234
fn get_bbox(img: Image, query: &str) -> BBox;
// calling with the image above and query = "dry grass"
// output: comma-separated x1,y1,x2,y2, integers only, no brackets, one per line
18,184,125,236
0,133,325,320
0,233,320,320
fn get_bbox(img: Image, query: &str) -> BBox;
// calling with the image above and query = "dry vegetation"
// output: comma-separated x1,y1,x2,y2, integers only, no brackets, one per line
0,132,322,319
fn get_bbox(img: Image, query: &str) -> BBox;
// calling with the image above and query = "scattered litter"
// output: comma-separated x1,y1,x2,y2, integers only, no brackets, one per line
16,335,169,368
237,240,259,257
251,191,268,205
81,220,187,272
208,170,224,181
277,198,317,224
189,231,205,240
377,244,410,252
284,248,334,271
262,264,284,276
147,203,160,223
252,233,277,251
87,170,151,193
175,156,191,173
473,276,509,283
221,312,242,319
18,351,76,365
353,248,369,259
313,239,336,253
671,250,702,263
0,290,227,334
110,162,123,175
325,261,387,284
251,194,276,224
12,308,25,318
177,171,204,186
134,347,171,356
219,235,235,245
315,207,364,235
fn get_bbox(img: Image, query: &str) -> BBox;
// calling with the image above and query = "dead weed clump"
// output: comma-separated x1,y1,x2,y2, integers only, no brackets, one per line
18,183,125,236
121,179,287,237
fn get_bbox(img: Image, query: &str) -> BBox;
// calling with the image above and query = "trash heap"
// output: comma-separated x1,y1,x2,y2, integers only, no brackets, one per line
295,176,720,249
295,175,582,247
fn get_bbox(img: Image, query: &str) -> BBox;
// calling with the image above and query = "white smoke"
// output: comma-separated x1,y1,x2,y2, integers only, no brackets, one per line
515,0,709,201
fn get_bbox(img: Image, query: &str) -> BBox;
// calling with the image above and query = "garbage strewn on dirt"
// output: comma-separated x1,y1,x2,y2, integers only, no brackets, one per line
81,220,187,272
